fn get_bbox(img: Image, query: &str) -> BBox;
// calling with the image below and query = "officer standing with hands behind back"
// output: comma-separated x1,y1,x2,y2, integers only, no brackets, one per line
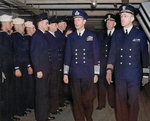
63,9,100,121
106,4,149,121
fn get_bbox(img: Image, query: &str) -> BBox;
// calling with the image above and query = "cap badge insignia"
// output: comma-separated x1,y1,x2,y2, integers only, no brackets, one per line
75,11,80,15
123,6,126,10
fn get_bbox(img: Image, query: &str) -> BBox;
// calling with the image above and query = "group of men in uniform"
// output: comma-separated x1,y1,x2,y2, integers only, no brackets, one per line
0,15,36,121
63,4,148,121
0,12,70,121
0,3,149,121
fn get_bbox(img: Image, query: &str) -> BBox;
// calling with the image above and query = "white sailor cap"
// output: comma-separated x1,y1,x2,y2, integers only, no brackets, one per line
25,21,34,27
13,18,24,24
0,14,12,22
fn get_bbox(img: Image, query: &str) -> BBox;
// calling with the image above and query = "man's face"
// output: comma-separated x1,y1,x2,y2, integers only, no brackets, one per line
14,23,25,34
48,23,58,32
74,17,86,30
26,26,36,35
58,22,67,31
106,20,116,30
3,21,13,31
41,20,49,31
120,13,134,28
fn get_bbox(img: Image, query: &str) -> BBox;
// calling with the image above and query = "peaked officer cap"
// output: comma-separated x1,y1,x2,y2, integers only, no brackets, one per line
0,14,12,22
49,15,57,24
72,9,88,20
104,13,116,22
25,21,34,27
56,16,67,23
119,4,137,15
33,13,48,25
13,18,24,24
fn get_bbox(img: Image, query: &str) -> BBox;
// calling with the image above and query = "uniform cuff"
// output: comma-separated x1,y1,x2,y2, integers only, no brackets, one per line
64,65,69,74
94,65,100,75
15,67,19,70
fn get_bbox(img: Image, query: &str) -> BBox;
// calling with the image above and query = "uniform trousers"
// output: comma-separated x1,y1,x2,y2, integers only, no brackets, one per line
0,72,2,120
71,78,95,121
97,73,115,108
15,68,28,115
27,74,35,109
2,72,15,120
115,79,140,121
35,74,51,121
49,68,60,113
58,69,66,106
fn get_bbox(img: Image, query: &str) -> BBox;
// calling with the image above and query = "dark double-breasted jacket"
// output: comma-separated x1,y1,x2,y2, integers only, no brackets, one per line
55,29,67,69
98,31,115,75
30,29,51,74
45,31,62,70
64,30,100,78
107,26,149,86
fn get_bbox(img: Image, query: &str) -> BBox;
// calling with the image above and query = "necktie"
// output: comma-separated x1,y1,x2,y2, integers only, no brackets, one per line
125,29,128,35
79,33,81,37
108,31,111,36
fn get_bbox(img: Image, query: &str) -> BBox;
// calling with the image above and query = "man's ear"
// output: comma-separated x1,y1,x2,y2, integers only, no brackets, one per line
83,19,86,24
114,22,116,27
131,15,135,22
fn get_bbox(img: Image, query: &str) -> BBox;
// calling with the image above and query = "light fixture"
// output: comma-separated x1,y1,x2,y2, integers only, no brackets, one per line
91,0,97,9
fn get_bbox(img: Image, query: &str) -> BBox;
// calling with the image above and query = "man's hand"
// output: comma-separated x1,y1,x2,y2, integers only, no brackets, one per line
15,69,22,77
63,75,69,84
94,75,98,83
28,67,33,75
106,70,113,85
37,71,43,78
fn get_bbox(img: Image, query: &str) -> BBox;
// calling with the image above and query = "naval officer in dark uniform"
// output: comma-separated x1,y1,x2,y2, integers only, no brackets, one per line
55,16,68,107
97,13,116,110
106,4,149,121
63,9,100,121
45,15,62,115
30,13,55,121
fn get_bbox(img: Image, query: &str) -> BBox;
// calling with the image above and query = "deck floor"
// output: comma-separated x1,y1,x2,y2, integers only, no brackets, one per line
16,84,150,121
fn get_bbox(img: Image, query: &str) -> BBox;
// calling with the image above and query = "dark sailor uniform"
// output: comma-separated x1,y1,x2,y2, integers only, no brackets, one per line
12,31,31,115
97,30,116,109
64,29,100,121
24,34,35,109
107,26,149,121
0,31,15,120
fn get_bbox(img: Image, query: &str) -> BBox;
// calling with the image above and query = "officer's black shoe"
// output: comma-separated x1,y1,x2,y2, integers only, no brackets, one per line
65,100,70,104
96,106,105,110
11,117,20,121
51,110,60,115
48,116,55,120
58,109,63,112
63,103,67,107
25,109,31,114
17,112,27,116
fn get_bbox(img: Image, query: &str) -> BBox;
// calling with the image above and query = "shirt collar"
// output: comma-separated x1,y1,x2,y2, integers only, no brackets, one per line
77,29,85,36
123,25,133,34
48,31,55,37
107,28,115,36
58,28,63,33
